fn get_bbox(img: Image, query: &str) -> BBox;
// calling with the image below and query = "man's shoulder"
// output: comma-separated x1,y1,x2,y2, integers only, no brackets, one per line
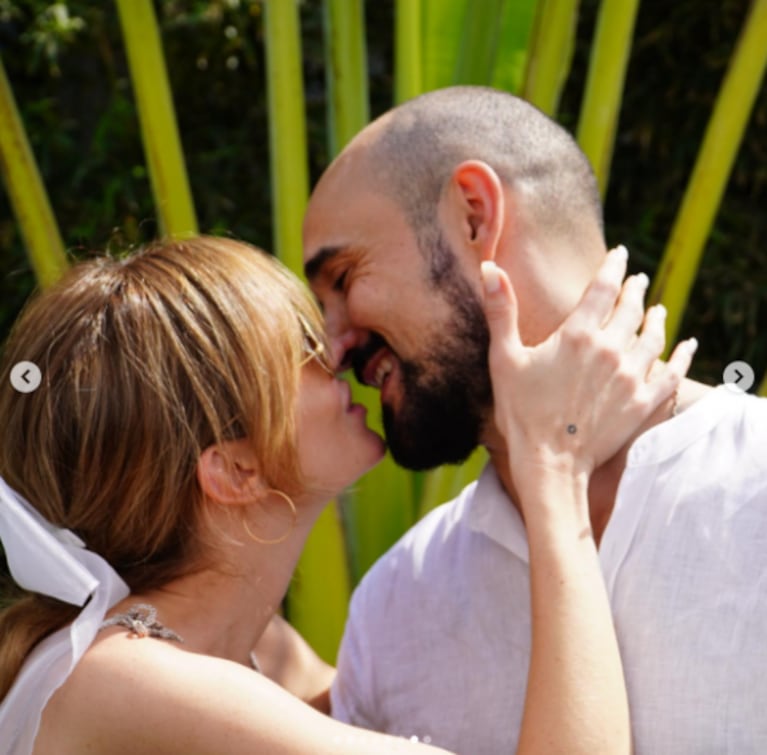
638,385,767,469
695,387,767,470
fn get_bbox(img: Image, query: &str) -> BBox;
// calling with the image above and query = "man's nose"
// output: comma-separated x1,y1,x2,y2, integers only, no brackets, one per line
323,303,367,367
329,328,368,372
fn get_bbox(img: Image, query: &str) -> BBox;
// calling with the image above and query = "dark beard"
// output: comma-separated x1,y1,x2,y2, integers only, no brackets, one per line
383,236,492,470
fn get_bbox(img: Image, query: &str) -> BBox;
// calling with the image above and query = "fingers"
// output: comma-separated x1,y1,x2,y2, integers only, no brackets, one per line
481,261,522,355
630,303,668,376
666,337,698,380
566,245,628,331
602,272,650,343
655,337,698,394
635,336,697,420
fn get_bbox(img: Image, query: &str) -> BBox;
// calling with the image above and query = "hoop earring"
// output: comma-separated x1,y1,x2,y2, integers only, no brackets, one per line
242,489,297,545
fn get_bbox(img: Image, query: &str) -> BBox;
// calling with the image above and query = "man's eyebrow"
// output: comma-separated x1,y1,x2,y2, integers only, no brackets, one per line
304,246,344,281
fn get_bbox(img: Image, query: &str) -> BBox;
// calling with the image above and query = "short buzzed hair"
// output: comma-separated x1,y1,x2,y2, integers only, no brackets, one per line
367,86,603,249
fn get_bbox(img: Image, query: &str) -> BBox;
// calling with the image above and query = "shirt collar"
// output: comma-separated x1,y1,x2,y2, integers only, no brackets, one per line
465,463,529,562
464,385,742,562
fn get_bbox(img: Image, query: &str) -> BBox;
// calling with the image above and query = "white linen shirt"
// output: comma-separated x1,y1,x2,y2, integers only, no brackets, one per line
331,386,767,754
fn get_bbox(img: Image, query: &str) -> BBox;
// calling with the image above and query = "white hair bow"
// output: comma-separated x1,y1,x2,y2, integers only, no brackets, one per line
0,476,129,754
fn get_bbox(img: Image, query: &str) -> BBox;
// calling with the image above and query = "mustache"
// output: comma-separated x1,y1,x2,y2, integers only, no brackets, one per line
348,332,390,383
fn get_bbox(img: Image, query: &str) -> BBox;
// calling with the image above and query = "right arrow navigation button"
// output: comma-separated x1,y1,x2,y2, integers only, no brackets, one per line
723,361,755,393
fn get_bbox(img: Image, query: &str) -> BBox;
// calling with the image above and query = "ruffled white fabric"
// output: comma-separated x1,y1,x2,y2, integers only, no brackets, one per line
0,477,129,754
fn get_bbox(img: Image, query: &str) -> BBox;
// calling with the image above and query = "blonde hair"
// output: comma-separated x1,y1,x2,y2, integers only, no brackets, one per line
0,236,329,700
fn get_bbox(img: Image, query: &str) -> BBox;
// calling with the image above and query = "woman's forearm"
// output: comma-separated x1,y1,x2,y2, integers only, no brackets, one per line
516,469,631,755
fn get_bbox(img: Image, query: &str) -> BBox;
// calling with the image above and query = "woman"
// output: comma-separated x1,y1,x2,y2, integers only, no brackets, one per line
0,237,693,753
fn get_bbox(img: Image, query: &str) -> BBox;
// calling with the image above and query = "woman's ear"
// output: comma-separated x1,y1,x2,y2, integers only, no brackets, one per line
197,440,262,506
447,160,506,262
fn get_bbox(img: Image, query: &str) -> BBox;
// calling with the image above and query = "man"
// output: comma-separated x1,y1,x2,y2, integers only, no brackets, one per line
302,86,767,754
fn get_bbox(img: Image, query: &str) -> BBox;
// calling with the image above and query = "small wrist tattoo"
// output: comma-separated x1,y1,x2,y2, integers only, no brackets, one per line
566,424,578,435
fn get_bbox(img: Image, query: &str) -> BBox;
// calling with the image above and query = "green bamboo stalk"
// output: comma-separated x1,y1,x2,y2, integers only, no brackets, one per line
452,0,506,85
521,0,580,115
759,370,767,397
648,0,767,346
262,0,310,273
115,0,197,238
0,57,67,287
324,0,369,156
394,0,423,103
576,0,640,197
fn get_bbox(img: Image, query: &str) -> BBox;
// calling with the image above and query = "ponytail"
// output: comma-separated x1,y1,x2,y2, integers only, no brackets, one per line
0,590,79,701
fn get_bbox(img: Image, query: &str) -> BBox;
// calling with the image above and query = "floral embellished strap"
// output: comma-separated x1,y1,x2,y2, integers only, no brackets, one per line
100,603,183,642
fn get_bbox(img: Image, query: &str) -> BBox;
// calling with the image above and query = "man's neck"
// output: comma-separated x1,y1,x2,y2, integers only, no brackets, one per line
487,378,712,545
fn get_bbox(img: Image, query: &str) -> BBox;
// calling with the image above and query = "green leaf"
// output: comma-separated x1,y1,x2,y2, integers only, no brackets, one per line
452,0,506,86
422,0,468,91
491,0,539,95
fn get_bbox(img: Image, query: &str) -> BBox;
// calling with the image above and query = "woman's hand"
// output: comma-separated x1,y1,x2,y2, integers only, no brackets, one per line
482,246,697,482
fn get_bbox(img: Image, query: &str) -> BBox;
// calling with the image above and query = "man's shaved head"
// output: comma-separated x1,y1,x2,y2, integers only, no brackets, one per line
361,86,603,251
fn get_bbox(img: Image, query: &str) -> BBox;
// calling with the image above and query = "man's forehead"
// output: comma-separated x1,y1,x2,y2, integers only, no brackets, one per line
304,182,405,264
303,161,365,248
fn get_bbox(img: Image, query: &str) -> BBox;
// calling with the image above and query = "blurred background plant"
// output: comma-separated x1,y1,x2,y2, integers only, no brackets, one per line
1,0,765,660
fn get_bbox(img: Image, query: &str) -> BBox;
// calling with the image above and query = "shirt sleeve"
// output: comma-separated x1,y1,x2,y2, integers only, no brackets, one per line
330,578,378,730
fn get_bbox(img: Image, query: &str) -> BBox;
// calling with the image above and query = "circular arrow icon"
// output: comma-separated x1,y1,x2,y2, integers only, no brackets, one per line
723,360,755,393
10,361,42,394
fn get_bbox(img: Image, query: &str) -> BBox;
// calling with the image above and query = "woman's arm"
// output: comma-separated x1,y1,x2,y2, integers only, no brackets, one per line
50,635,455,755
480,247,695,754
517,471,629,754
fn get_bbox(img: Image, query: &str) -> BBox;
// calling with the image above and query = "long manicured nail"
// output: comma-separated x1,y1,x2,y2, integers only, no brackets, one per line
614,244,629,260
481,261,501,294
636,272,649,289
685,337,698,353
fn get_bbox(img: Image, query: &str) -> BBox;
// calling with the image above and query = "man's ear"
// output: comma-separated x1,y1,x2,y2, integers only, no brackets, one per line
447,160,505,262
197,440,263,506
